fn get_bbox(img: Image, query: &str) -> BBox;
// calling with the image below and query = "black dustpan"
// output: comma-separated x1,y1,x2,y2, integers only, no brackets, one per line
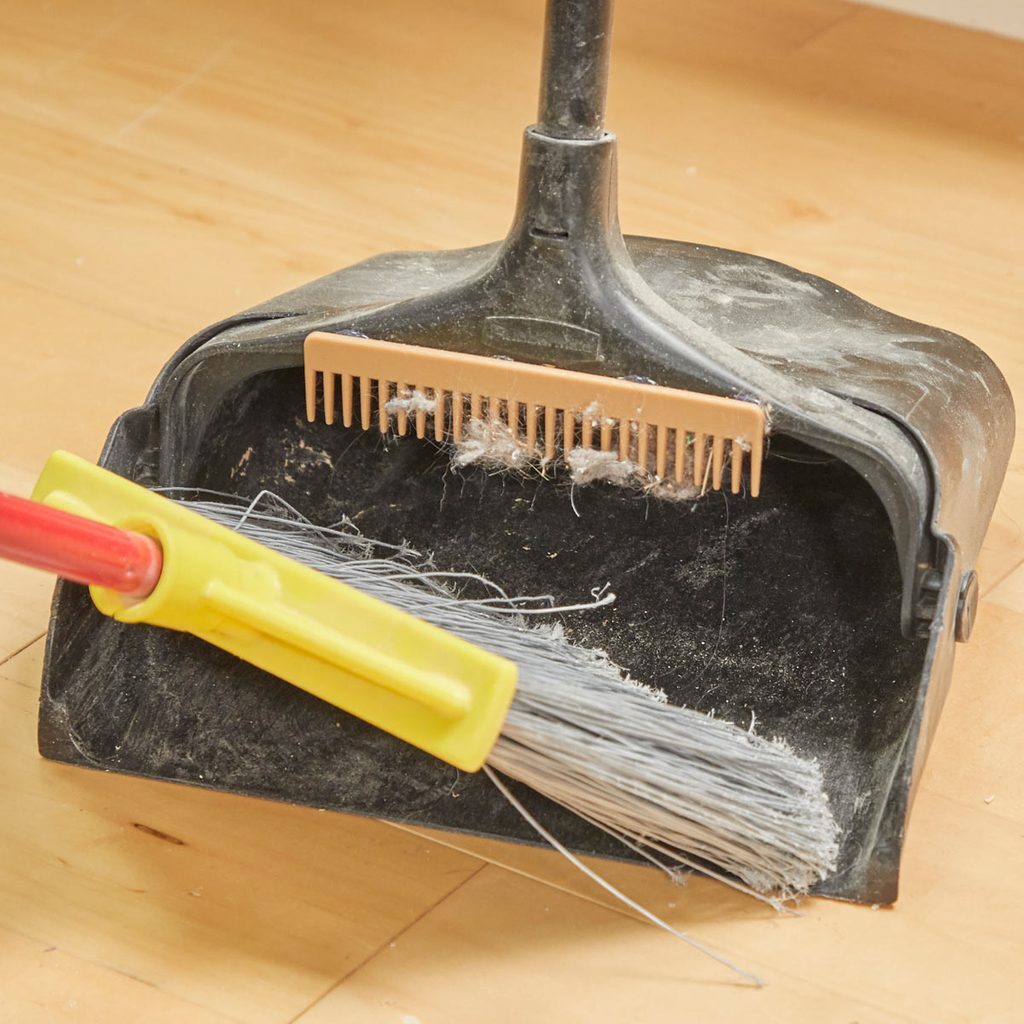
38,0,1013,904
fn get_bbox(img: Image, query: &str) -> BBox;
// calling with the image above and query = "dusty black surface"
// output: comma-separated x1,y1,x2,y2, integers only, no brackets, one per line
40,368,927,892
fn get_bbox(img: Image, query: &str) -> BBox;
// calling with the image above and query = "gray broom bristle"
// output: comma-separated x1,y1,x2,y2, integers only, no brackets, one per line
168,489,839,903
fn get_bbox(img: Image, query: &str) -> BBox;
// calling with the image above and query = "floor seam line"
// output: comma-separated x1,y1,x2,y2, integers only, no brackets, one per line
0,632,46,670
285,862,489,1022
794,4,859,51
981,555,1024,598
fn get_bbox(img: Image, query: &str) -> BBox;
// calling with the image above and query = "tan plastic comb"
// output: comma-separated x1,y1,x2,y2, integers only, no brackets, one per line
304,331,765,495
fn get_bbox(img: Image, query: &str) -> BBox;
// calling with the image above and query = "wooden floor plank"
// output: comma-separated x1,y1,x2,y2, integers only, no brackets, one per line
0,926,238,1024
290,835,1022,1024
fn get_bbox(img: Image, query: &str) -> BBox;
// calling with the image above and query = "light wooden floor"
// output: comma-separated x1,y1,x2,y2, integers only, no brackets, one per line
1,0,1022,1020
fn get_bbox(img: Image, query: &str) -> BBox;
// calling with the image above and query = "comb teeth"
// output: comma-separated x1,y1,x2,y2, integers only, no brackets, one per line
304,332,765,496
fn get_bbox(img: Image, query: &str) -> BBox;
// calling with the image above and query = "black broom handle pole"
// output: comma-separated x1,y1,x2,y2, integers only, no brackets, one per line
536,0,614,140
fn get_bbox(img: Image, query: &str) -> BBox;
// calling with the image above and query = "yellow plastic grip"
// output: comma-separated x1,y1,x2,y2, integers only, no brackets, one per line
31,451,517,772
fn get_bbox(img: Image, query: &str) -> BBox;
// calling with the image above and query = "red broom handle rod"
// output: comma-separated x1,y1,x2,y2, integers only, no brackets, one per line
0,492,163,599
